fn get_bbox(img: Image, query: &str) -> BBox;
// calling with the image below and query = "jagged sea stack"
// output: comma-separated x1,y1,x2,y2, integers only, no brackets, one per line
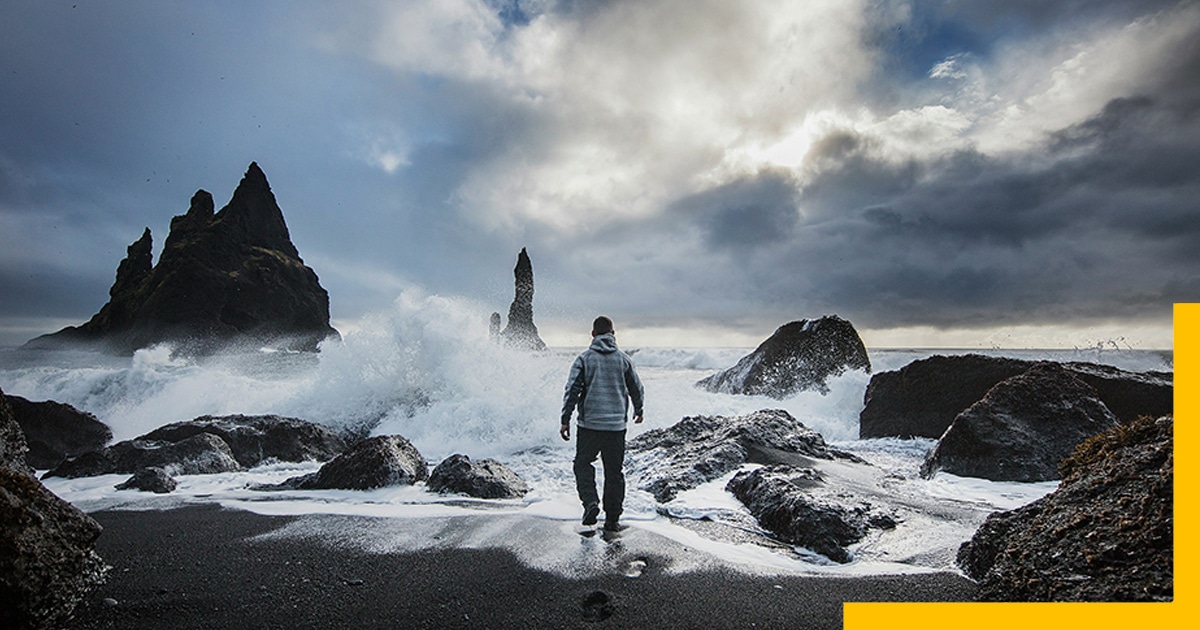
26,163,338,354
498,247,547,350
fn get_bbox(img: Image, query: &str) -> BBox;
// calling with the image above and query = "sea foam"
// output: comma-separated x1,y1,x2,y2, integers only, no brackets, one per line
2,290,1171,576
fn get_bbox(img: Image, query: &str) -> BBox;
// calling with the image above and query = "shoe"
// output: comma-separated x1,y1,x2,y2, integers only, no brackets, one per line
603,520,626,532
582,504,600,526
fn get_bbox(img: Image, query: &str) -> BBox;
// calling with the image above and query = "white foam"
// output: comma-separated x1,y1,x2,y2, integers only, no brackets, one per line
2,294,1164,577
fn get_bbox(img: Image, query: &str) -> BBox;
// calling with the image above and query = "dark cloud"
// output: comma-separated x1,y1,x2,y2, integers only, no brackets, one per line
668,170,801,249
0,1,1193,347
658,88,1200,331
0,267,106,319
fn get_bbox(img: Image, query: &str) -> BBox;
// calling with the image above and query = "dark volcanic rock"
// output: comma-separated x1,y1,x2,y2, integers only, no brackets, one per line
0,390,31,476
114,467,177,494
114,227,154,291
859,354,1032,439
139,414,346,468
1,468,109,629
273,435,428,491
1061,361,1173,425
498,248,547,351
921,363,1120,482
958,416,1172,601
2,387,107,629
427,454,529,499
6,395,112,470
697,316,870,397
45,415,343,480
627,409,862,502
726,465,896,564
46,433,242,479
26,163,338,354
859,354,1172,439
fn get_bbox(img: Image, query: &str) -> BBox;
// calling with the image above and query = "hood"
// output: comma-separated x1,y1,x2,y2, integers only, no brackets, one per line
589,332,619,354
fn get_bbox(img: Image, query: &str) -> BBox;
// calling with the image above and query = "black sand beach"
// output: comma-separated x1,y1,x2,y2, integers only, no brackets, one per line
64,505,977,629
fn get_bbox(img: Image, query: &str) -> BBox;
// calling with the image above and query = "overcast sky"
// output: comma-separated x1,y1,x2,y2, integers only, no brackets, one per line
1,0,1195,349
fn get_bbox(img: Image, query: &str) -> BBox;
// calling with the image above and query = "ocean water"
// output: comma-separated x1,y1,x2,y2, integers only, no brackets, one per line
0,292,1173,577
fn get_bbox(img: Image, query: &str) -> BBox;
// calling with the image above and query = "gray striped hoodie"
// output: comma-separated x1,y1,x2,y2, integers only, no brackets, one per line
561,333,644,432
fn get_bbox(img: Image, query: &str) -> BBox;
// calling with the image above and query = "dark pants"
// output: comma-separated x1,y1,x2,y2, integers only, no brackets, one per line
574,427,626,521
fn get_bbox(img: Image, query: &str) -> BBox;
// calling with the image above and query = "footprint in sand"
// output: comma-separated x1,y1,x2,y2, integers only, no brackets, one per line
580,590,613,622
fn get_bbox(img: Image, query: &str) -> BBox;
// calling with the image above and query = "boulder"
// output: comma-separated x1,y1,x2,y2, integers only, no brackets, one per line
427,454,529,499
114,467,177,494
44,415,344,479
859,354,1031,439
273,435,428,491
0,390,31,476
627,409,862,502
1061,361,1173,425
859,354,1173,439
957,416,1172,601
25,162,338,354
497,248,547,351
45,433,242,479
5,395,112,470
921,363,1120,482
697,316,870,397
1,469,110,629
139,414,346,468
726,464,897,564
1,386,107,629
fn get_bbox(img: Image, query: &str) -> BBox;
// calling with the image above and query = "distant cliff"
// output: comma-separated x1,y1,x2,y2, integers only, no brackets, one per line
27,163,338,353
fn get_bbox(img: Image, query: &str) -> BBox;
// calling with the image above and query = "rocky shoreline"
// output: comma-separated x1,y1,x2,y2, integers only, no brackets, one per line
2,319,1175,624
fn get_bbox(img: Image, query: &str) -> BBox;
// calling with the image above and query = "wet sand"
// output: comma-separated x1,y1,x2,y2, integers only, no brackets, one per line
65,505,977,629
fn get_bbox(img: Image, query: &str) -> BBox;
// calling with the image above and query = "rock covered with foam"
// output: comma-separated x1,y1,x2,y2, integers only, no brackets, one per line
140,414,346,469
627,409,861,502
45,415,343,479
696,316,870,398
271,435,428,491
427,454,528,499
726,464,897,564
114,467,177,494
46,433,241,479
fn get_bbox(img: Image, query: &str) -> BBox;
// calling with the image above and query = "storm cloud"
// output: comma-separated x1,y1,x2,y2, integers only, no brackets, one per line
1,0,1195,347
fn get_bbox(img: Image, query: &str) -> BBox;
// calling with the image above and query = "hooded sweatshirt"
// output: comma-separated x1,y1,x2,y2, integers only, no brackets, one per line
561,333,644,432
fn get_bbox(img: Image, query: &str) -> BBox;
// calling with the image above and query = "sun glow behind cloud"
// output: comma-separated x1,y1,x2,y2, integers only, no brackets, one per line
0,0,1193,347
335,0,878,231
335,0,1200,234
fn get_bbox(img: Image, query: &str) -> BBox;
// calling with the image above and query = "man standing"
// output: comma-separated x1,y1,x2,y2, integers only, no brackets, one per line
560,316,644,532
